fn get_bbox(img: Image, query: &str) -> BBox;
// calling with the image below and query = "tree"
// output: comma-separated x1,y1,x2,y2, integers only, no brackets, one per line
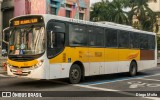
90,0,129,25
90,0,110,21
128,0,156,31
110,0,130,24
90,0,157,32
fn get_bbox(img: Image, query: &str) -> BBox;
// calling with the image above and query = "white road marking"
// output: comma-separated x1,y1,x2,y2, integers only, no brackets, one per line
128,81,146,88
128,81,160,88
87,74,160,86
75,84,160,100
0,74,9,77
139,78,160,82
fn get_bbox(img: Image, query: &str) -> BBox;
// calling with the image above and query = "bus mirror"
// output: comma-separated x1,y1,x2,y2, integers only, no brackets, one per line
3,27,10,45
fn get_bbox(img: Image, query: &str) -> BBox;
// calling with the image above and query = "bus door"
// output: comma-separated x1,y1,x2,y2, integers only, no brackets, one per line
47,21,66,78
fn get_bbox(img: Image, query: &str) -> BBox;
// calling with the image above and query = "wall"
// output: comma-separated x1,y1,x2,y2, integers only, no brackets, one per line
14,0,90,20
14,0,26,16
1,0,14,52
14,0,46,17
0,0,3,55
30,0,46,14
46,0,90,20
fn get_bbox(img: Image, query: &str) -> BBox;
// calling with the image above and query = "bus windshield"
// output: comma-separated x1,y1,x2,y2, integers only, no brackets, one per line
9,26,45,55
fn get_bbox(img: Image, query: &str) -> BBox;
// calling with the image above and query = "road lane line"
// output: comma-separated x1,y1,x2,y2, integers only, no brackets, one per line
81,74,160,86
75,84,160,100
138,78,160,82
0,74,9,77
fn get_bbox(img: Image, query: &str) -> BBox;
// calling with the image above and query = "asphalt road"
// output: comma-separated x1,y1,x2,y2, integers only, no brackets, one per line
0,65,160,100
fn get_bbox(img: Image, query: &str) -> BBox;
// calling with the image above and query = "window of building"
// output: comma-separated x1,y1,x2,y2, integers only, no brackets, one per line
88,27,104,47
105,29,118,48
51,7,57,15
79,13,84,20
50,0,57,5
79,7,85,11
66,10,71,18
66,4,72,8
69,24,87,46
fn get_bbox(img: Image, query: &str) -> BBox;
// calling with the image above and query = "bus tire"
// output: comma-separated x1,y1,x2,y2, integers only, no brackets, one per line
69,64,81,84
129,61,137,77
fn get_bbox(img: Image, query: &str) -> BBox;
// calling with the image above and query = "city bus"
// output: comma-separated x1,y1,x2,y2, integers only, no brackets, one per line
4,14,157,84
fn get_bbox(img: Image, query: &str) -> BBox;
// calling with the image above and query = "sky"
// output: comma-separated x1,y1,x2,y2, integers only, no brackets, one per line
90,0,131,11
90,0,113,6
90,0,101,5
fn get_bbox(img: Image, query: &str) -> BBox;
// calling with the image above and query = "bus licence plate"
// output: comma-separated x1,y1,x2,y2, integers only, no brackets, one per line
16,70,22,74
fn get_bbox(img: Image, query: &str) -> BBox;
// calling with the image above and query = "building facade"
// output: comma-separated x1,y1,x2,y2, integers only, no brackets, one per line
14,0,90,20
148,0,160,12
1,0,14,53
0,0,3,55
148,0,160,34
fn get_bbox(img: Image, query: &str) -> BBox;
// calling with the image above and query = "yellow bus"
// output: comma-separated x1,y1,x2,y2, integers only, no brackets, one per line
4,14,157,84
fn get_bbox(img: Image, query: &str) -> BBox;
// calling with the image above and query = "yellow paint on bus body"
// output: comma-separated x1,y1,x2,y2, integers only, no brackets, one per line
7,47,140,67
49,47,140,64
8,59,38,68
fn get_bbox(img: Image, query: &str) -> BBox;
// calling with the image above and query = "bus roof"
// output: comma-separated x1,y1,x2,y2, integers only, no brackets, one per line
10,14,156,35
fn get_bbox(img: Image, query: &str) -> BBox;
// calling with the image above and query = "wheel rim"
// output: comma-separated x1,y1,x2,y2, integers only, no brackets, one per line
131,65,136,75
71,69,79,80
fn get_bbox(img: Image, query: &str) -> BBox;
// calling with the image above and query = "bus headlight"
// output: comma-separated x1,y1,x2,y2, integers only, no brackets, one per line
37,60,44,66
34,59,44,68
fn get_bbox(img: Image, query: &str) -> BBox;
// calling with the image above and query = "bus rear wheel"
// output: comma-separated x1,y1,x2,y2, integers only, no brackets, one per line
69,64,81,84
129,61,137,76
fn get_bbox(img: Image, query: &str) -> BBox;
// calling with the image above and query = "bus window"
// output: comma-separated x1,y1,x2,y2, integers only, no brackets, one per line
148,35,155,50
105,29,117,48
88,27,104,47
47,21,65,58
130,32,139,49
140,34,148,50
69,24,87,46
118,30,129,48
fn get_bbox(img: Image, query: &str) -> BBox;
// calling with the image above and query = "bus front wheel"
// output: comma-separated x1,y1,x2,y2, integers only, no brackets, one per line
129,61,137,76
69,64,81,84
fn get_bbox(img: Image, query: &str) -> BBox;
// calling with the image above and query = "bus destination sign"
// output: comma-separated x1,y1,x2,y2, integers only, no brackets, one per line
10,16,44,27
14,18,38,26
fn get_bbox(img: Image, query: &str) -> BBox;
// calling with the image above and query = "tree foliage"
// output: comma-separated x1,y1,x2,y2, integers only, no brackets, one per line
90,0,129,25
90,0,157,32
128,0,156,31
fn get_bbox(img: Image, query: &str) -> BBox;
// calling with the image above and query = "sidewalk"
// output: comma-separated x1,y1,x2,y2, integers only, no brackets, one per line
0,66,7,75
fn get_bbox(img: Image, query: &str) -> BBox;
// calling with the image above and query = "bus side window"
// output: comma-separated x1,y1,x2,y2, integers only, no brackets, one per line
148,35,155,50
130,32,139,49
118,30,129,48
69,24,87,46
140,34,148,50
105,29,117,48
